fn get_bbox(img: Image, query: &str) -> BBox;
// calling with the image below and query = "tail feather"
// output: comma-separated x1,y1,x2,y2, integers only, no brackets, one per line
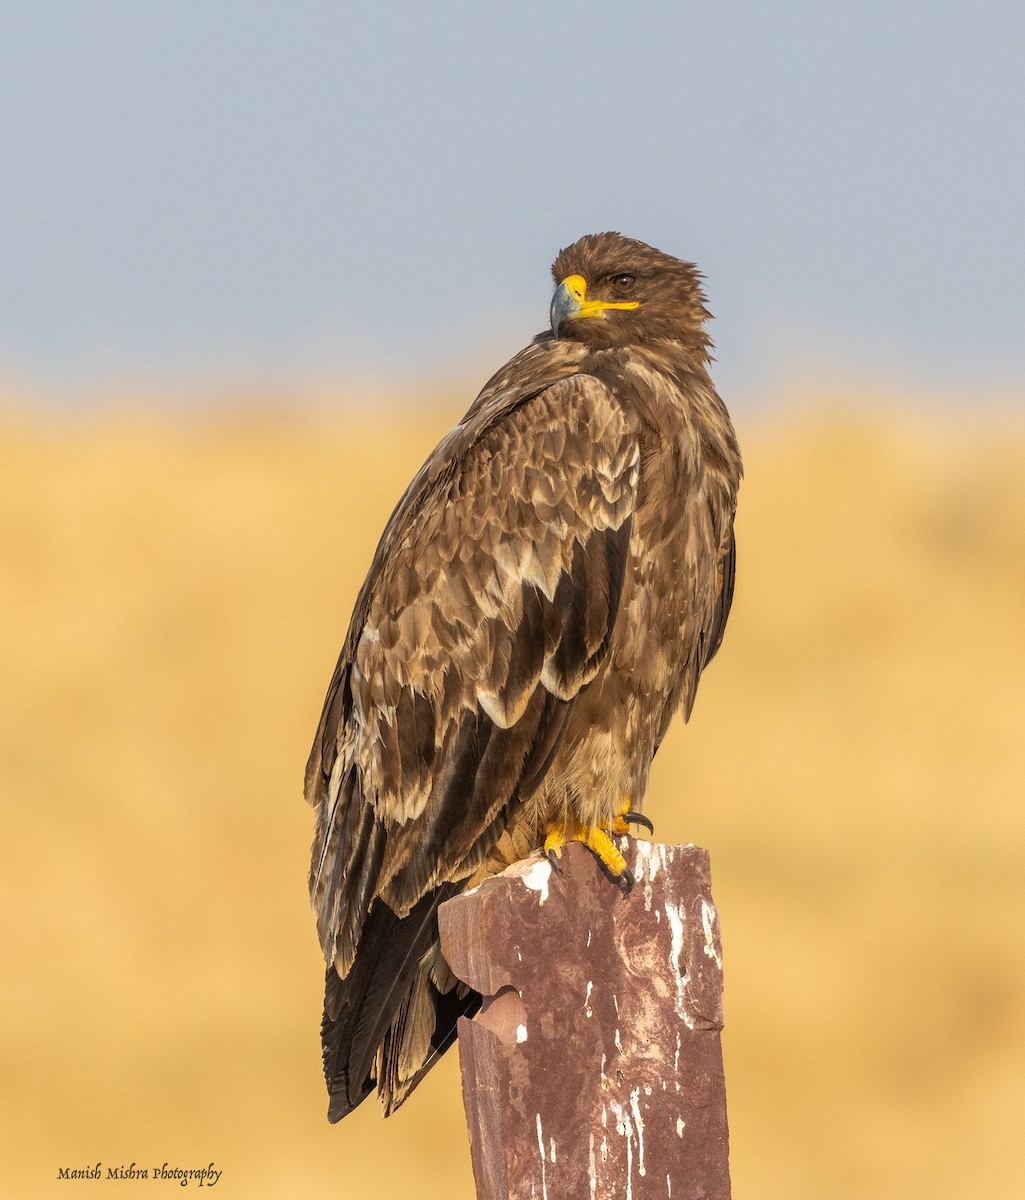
321,882,475,1121
380,971,481,1116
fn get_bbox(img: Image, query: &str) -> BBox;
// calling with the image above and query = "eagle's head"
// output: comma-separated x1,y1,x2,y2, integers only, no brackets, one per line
550,232,712,357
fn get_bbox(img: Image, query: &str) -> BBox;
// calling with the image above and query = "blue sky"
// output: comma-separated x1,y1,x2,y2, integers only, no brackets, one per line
2,1,1023,404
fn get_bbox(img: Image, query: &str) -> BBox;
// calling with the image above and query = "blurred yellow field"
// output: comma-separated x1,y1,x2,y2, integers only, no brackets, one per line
2,393,1023,1198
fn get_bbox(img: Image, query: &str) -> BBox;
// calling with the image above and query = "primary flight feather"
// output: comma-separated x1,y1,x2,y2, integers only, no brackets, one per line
304,232,742,1120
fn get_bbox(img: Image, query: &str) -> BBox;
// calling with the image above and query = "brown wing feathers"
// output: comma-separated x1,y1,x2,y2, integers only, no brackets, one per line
702,529,736,671
308,376,638,1118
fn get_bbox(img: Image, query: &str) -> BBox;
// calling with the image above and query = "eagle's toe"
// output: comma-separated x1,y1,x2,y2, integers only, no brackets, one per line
543,820,634,894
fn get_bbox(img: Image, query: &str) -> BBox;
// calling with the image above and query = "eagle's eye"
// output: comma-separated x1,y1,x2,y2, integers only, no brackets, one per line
611,274,636,293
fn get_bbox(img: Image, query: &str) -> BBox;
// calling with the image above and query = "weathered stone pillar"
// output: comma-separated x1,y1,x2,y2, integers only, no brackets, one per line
438,839,730,1199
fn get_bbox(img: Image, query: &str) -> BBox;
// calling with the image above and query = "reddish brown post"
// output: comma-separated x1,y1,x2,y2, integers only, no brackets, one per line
438,840,730,1200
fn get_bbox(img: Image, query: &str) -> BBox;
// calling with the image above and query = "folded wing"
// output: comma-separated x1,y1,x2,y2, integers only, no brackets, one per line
304,371,640,1116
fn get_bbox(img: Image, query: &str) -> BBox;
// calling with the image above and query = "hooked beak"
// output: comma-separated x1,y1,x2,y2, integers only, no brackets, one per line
550,275,587,337
549,273,639,338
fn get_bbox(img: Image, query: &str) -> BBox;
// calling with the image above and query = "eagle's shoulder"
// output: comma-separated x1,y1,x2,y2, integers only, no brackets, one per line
335,342,633,678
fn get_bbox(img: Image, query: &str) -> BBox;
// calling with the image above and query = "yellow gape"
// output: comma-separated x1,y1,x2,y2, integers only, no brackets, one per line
556,273,640,319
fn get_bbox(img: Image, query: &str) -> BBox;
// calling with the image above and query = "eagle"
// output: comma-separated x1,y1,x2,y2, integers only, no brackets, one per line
304,232,742,1121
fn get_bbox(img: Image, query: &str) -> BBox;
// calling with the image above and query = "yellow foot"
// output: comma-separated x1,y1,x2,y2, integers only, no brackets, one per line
544,798,651,895
609,795,654,837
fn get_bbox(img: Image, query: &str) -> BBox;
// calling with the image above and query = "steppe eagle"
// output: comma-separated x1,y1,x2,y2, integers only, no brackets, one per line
304,232,743,1120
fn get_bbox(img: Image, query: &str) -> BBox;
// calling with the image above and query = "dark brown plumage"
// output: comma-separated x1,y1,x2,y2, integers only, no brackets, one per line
304,232,742,1120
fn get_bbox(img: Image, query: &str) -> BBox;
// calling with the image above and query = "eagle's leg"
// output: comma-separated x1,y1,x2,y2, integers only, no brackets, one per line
544,799,646,894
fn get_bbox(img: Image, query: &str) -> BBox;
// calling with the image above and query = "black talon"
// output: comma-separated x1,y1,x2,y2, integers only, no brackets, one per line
624,810,654,835
618,866,635,895
546,847,564,875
